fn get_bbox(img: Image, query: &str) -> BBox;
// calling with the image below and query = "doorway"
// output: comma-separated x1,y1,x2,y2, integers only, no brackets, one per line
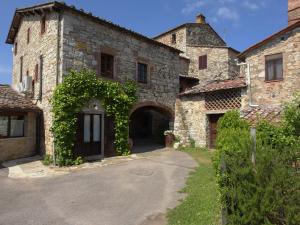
208,114,224,149
74,113,104,157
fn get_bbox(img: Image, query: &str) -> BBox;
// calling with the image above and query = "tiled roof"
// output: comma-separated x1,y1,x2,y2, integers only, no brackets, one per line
0,85,41,112
241,106,282,126
6,1,181,54
180,77,247,95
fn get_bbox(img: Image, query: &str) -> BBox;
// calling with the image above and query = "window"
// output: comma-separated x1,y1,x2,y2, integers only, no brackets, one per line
265,54,283,81
41,15,46,34
14,42,18,55
171,33,176,44
0,115,25,139
34,64,39,81
101,53,114,78
27,28,30,44
20,56,23,82
199,55,207,70
137,63,148,83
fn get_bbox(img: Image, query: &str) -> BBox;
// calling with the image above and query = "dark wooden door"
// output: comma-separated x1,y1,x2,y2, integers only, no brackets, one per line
208,114,224,149
74,113,102,157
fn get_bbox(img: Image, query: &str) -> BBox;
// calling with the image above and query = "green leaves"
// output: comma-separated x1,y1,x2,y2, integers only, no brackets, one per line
215,108,300,225
51,69,137,166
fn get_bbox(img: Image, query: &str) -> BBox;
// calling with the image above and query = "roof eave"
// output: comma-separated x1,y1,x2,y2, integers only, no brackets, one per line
238,21,300,59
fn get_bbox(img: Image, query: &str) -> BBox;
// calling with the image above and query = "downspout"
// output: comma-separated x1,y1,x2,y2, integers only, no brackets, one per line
236,61,259,107
52,10,63,165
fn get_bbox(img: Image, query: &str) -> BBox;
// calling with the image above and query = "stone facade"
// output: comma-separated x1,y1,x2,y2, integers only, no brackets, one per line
11,12,61,155
8,3,180,156
62,10,180,112
288,0,300,25
0,112,37,162
154,19,239,82
154,16,241,147
241,27,300,106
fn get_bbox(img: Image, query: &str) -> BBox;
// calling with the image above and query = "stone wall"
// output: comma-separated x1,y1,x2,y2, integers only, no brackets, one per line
62,10,180,111
185,46,235,81
186,24,226,47
289,0,300,25
154,27,187,53
0,112,37,162
11,12,61,155
243,28,300,106
174,96,207,147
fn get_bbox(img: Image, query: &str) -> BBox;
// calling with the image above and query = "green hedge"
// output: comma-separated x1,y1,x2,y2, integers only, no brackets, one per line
214,105,300,225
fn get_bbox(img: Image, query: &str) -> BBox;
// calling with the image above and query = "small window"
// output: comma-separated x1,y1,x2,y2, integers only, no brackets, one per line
101,53,114,78
27,28,30,44
137,63,148,83
41,15,46,34
34,64,39,81
171,33,176,44
265,54,283,81
0,115,25,139
20,56,23,82
199,55,207,70
14,42,18,55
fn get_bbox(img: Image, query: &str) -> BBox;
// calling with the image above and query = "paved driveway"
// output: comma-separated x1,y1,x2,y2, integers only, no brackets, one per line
0,150,197,225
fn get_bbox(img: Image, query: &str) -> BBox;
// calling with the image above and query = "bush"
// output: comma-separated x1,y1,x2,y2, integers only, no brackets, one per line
215,108,300,225
42,154,53,166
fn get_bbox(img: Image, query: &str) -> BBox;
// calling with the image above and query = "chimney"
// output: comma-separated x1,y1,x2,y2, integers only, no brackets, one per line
196,14,206,24
288,0,300,25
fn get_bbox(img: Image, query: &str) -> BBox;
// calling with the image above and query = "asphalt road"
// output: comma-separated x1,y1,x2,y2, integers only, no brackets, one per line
0,150,197,225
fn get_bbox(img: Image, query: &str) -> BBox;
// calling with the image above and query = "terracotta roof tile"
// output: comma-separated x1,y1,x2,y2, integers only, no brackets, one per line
0,85,41,112
241,106,282,126
180,77,247,95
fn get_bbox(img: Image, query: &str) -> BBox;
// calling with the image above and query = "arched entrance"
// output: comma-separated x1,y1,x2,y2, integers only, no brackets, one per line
129,102,174,153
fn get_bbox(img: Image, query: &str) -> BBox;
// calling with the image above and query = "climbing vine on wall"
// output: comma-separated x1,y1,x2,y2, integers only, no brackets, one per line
51,69,137,166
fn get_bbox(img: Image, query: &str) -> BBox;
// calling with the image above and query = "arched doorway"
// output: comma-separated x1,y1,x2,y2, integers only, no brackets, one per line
129,102,174,153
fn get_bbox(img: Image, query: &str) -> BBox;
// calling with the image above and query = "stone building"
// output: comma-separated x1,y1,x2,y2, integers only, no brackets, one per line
154,14,242,147
4,1,181,160
0,85,41,161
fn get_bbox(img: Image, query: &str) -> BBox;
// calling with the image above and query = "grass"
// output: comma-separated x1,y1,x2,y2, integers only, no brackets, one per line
167,147,221,225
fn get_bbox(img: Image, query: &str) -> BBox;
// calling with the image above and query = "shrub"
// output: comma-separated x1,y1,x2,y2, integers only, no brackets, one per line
42,154,53,166
215,107,300,225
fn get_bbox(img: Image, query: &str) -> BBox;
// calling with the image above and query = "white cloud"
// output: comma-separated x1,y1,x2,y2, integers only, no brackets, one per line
217,6,239,20
182,0,206,14
243,1,259,10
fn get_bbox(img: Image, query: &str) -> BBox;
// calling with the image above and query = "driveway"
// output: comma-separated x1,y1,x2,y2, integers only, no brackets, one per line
0,150,197,225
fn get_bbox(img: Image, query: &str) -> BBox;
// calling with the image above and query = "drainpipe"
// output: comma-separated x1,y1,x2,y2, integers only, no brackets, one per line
236,61,259,107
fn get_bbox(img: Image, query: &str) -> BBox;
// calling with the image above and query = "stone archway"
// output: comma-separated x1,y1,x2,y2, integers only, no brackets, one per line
129,101,174,153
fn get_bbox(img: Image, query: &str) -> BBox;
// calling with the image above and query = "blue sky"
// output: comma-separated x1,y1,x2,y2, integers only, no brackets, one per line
0,0,288,84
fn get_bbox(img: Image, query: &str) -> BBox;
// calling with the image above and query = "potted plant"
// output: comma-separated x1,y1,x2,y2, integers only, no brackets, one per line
164,130,175,148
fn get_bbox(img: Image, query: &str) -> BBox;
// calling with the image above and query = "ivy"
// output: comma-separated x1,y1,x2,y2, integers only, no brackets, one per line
51,69,137,166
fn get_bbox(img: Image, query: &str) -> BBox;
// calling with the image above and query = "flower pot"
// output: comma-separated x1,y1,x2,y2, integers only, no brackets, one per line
165,133,175,148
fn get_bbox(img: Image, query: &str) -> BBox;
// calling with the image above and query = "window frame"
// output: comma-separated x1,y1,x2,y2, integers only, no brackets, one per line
20,56,23,82
0,114,25,139
14,42,18,55
100,52,114,79
265,53,283,82
137,62,148,84
27,28,30,44
199,55,208,70
41,15,46,35
171,33,177,44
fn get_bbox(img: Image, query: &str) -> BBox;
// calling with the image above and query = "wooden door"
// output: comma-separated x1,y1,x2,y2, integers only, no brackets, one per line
208,114,224,149
74,113,102,157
